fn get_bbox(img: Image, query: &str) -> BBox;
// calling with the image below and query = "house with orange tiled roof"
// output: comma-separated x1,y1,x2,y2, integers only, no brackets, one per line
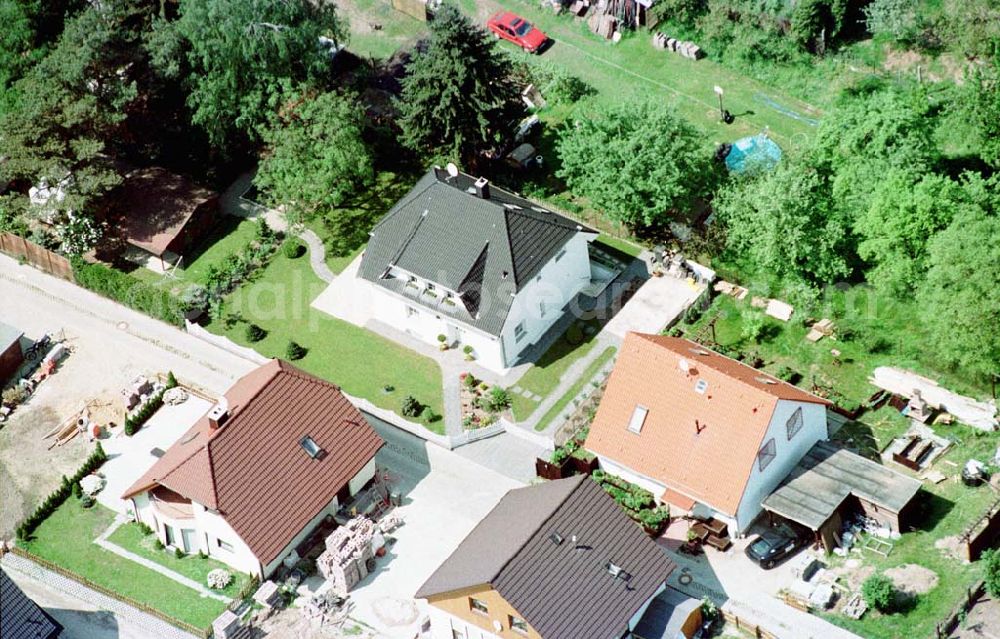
122,360,384,578
585,333,831,535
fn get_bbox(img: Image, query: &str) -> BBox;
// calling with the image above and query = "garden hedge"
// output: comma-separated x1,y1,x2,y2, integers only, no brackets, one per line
17,443,108,540
124,373,177,436
71,259,186,326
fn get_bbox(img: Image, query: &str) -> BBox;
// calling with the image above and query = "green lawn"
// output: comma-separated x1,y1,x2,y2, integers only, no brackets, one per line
108,522,251,599
344,0,427,59
673,291,989,406
534,345,617,432
206,247,445,430
129,217,261,290
821,424,998,639
19,501,227,630
509,320,601,422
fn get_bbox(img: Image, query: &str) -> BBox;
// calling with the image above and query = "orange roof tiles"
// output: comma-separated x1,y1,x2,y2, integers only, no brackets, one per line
585,333,829,517
123,360,383,566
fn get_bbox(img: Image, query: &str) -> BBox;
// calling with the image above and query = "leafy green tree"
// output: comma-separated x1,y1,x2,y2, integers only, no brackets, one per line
715,160,852,285
984,549,1000,598
254,89,373,226
159,0,344,152
962,56,1000,168
556,98,717,229
862,574,895,612
854,170,964,295
940,0,1000,60
396,4,522,162
917,209,1000,380
863,0,919,41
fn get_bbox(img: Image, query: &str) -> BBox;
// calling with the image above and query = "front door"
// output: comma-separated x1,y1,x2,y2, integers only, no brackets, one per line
181,528,196,554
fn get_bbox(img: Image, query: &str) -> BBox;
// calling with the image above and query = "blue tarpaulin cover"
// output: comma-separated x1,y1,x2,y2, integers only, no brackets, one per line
725,133,782,174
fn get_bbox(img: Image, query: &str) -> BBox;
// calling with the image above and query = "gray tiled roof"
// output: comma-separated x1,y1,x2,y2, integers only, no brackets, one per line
416,476,676,639
1,569,62,639
359,168,594,336
0,320,23,353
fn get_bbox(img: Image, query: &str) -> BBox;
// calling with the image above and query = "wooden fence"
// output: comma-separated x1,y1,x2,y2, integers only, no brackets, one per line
722,610,779,639
960,495,1000,561
8,546,212,638
0,232,74,281
935,580,986,638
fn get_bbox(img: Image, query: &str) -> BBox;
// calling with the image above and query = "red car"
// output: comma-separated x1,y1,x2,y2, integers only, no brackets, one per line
486,12,549,53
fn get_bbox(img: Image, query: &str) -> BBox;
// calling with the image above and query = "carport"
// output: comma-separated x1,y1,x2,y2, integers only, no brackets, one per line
762,441,922,552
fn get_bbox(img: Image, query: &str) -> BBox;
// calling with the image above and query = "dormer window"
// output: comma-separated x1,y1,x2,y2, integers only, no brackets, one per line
627,405,648,434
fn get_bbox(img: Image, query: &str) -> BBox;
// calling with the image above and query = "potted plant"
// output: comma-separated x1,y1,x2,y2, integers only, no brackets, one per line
463,344,475,361
437,334,448,351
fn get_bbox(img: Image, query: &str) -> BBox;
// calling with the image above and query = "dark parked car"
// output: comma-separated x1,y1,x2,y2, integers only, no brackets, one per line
486,12,549,53
744,522,811,569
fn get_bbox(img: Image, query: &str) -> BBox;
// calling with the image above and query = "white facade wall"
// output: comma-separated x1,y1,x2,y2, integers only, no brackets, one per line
131,459,379,578
497,233,593,368
734,401,828,532
367,233,594,371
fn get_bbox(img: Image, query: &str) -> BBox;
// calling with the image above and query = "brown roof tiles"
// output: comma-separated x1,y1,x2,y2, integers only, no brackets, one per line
123,360,383,566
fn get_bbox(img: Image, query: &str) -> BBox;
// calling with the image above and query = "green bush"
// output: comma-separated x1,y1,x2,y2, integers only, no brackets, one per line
2,386,28,407
72,482,82,499
17,443,108,540
124,390,165,436
984,549,1000,597
462,373,479,389
81,494,95,508
165,371,178,389
401,395,423,418
245,323,267,342
154,539,165,551
283,239,306,259
479,387,512,413
174,547,185,559
285,341,307,360
862,574,896,612
71,259,186,326
138,522,154,536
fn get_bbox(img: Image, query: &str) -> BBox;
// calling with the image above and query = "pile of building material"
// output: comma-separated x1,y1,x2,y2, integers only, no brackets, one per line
588,12,617,39
806,318,835,342
212,610,250,639
883,422,951,472
317,517,377,595
253,580,282,608
301,590,347,628
651,32,703,59
163,387,188,405
121,375,163,412
871,366,999,431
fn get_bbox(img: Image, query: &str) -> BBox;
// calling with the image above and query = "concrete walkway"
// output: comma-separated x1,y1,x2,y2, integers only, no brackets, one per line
1,552,203,639
95,517,231,603
299,228,336,283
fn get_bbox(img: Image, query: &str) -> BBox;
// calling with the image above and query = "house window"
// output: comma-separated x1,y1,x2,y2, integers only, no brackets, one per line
426,282,435,292
757,438,777,472
786,407,803,440
627,405,648,434
510,615,529,634
451,630,465,639
406,306,418,318
555,248,567,262
217,538,234,552
469,598,489,615
164,524,176,547
539,301,546,318
514,322,527,342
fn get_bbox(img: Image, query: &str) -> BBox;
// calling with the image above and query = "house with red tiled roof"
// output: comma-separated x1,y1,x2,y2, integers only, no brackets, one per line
122,360,384,578
585,333,831,535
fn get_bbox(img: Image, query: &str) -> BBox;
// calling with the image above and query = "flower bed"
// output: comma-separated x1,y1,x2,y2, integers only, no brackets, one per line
459,372,511,430
592,469,670,536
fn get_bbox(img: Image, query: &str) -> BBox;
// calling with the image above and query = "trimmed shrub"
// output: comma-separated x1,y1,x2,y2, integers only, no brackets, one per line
154,539,165,550
72,481,82,499
174,547,185,559
286,341,307,360
124,390,165,436
401,395,423,418
245,323,267,342
462,373,479,390
862,573,895,612
80,494,95,508
17,443,107,540
283,239,306,259
138,522,154,536
207,568,233,589
71,259,186,326
480,386,511,413
165,371,178,389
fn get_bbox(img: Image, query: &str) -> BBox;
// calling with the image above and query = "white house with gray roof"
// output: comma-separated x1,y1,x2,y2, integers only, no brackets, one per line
357,166,598,371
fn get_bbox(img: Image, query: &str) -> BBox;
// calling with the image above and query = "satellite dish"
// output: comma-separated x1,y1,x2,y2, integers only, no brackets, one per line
446,162,459,177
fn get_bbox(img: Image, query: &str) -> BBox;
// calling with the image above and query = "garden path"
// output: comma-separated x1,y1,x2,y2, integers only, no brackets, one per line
94,516,231,603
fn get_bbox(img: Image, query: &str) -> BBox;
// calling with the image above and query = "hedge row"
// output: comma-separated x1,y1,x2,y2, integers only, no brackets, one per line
71,259,186,326
17,443,108,540
124,373,177,436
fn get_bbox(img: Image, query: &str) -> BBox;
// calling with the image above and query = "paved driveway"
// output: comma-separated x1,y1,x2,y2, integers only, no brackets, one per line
341,413,522,639
660,521,862,639
98,396,213,514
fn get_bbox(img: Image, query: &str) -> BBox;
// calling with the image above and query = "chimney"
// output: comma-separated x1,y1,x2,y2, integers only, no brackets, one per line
474,176,490,199
206,397,229,430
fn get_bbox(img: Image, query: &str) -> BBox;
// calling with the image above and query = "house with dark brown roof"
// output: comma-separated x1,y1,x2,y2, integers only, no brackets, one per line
585,333,832,535
1,568,62,639
122,360,384,578
115,167,219,270
416,475,680,639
